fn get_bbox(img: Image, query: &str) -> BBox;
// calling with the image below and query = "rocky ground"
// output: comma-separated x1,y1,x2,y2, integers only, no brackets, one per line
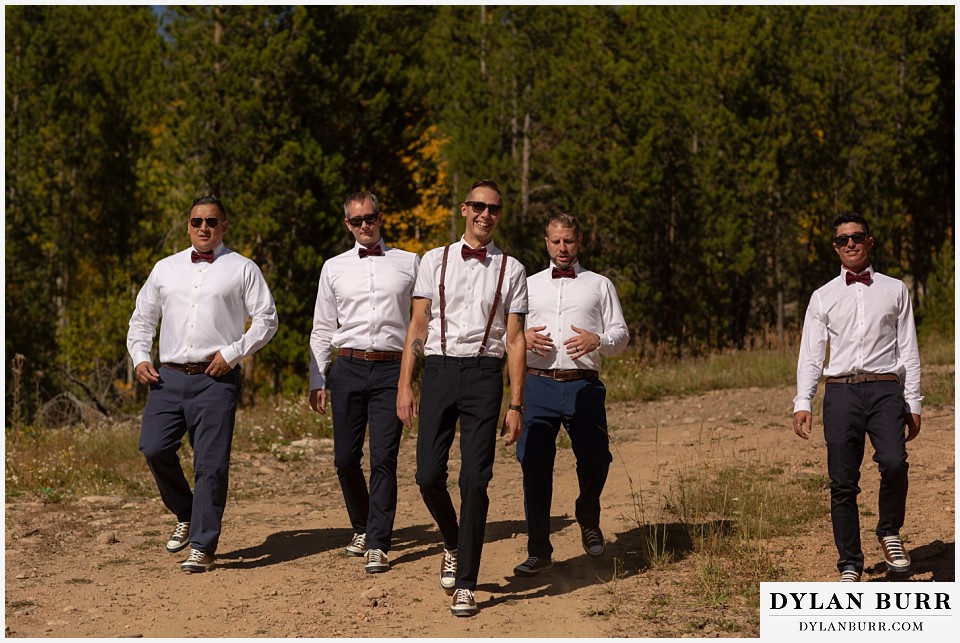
4,380,955,638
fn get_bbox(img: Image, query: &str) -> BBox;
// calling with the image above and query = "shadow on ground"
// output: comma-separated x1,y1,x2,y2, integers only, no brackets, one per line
477,519,726,609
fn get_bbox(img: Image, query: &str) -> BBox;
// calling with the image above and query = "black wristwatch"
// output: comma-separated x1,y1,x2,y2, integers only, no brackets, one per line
508,403,525,413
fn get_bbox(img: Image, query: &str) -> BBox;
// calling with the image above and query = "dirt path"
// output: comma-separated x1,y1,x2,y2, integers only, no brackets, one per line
4,383,955,638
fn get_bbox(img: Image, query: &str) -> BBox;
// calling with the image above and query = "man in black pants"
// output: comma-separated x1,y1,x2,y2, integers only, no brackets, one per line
310,191,419,573
793,210,922,582
397,180,528,617
128,195,278,573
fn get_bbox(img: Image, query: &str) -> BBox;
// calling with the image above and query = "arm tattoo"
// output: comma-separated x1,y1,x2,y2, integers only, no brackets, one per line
412,338,424,358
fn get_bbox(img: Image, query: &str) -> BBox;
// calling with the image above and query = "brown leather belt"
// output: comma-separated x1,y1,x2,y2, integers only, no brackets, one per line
826,373,900,385
527,368,599,382
339,348,403,362
161,362,212,375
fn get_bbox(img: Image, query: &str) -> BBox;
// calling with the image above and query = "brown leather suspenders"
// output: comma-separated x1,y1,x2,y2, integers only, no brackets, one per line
439,244,450,355
438,244,509,357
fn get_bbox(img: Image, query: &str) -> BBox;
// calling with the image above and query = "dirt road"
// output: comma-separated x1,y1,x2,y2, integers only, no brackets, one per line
4,383,955,637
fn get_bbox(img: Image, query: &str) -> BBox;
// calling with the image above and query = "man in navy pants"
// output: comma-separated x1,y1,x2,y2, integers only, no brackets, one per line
128,195,278,573
513,213,628,577
794,210,922,582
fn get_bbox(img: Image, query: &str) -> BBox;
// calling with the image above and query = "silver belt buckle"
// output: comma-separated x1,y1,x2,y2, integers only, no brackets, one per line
364,349,376,361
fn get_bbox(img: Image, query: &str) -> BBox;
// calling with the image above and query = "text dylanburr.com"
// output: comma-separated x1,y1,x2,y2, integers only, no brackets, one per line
761,582,955,640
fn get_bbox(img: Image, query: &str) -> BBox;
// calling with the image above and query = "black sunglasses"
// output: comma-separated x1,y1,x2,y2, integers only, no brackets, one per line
834,232,868,247
464,201,503,216
190,217,223,229
347,213,380,227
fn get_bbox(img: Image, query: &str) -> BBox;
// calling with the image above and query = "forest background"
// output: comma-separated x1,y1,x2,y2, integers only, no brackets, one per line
4,5,954,422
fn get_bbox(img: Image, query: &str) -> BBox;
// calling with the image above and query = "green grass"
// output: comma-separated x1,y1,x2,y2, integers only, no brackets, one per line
603,348,798,402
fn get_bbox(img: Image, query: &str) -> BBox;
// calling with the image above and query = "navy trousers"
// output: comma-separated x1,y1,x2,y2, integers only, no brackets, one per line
328,355,404,552
415,355,504,591
516,374,611,558
823,380,909,573
139,366,241,554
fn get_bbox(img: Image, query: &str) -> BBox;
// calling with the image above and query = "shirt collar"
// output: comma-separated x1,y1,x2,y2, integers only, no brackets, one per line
459,237,497,253
354,239,386,253
549,260,581,273
838,264,873,278
190,243,226,257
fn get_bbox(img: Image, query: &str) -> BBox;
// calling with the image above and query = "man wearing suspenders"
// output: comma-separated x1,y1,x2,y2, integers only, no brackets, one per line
397,180,528,617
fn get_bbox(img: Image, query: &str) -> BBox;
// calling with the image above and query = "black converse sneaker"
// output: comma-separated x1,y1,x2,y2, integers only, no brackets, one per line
580,526,605,557
514,556,553,576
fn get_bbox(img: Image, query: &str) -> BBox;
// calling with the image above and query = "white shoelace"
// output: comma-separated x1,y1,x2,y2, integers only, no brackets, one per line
840,569,860,582
442,549,457,575
170,522,189,540
349,533,366,550
367,549,386,564
185,549,207,563
880,536,907,560
452,588,474,605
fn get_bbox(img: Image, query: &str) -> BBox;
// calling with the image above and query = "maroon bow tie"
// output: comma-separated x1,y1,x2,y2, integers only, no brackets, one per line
845,271,871,286
359,245,383,258
461,245,487,261
191,250,215,264
552,267,576,279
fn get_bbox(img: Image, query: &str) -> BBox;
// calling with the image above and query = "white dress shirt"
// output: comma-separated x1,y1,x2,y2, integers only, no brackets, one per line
414,238,528,358
794,265,922,414
309,240,419,390
127,244,278,368
526,262,629,372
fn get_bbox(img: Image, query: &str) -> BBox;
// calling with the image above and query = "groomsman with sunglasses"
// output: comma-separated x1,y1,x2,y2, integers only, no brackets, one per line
397,179,528,617
512,213,629,578
128,195,278,573
309,191,419,574
793,210,922,582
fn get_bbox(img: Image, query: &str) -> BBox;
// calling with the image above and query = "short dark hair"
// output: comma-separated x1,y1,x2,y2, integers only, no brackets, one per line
191,195,227,219
343,191,380,218
545,212,581,237
465,179,502,203
832,210,870,237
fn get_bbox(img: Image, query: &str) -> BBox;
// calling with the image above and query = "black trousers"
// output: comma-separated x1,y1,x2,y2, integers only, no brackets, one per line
329,356,404,552
823,380,909,573
139,366,241,555
415,355,504,591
